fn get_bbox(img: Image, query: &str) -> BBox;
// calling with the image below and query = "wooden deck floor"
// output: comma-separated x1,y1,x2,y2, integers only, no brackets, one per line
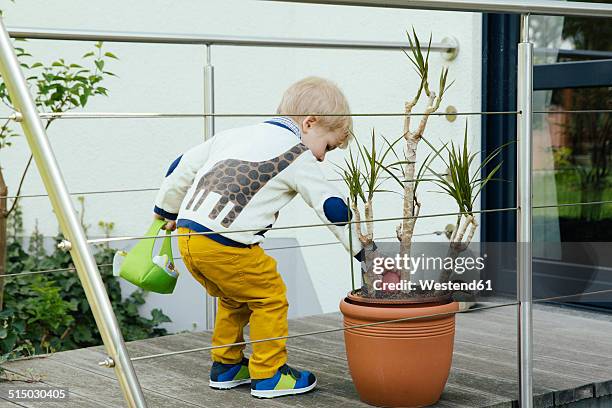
1,301,611,408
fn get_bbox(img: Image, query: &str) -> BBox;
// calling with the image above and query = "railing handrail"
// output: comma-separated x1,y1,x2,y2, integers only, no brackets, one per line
6,26,454,51
262,0,612,18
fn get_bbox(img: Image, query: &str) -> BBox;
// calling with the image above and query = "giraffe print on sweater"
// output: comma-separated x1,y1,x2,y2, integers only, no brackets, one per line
184,143,309,227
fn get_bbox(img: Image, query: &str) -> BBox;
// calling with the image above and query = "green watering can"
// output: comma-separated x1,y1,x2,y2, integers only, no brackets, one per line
112,219,179,294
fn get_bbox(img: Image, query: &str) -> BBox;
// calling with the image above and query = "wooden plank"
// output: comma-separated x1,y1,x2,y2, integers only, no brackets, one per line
2,305,610,408
455,323,612,370
53,331,361,408
0,393,27,407
125,338,365,408
133,326,511,407
1,357,199,408
595,380,612,398
554,384,596,407
436,384,512,408
474,307,612,349
458,339,612,384
454,339,608,405
46,335,286,408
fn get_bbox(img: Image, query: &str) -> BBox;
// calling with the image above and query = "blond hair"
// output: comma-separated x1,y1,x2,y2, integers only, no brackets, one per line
277,76,353,148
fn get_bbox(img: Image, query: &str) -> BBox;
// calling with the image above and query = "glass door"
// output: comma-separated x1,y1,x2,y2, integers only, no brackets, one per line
530,10,612,308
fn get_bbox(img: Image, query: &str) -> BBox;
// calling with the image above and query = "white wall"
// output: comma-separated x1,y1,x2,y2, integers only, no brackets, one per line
0,0,482,331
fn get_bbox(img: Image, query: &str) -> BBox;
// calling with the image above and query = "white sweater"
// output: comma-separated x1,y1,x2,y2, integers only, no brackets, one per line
153,116,363,257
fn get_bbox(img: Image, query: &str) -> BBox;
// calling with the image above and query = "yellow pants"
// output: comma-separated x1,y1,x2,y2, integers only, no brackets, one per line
177,227,288,379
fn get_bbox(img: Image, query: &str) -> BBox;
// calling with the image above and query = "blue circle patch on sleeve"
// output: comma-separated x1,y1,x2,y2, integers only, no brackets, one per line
323,197,352,226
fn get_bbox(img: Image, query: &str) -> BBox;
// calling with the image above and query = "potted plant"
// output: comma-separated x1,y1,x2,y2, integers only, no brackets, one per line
338,29,505,407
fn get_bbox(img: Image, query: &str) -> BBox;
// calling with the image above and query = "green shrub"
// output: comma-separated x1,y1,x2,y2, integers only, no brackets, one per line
1,205,171,364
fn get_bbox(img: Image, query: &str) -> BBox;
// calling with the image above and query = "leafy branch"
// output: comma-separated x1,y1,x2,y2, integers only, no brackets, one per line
424,122,511,250
0,40,119,216
336,130,406,245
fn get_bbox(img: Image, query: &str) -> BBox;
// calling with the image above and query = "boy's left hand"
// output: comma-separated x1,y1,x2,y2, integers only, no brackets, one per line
153,213,176,231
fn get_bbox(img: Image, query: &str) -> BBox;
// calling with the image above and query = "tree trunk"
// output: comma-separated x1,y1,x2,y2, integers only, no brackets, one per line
399,140,418,283
0,167,7,311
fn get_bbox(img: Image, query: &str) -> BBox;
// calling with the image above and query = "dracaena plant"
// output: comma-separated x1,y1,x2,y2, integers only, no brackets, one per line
339,28,509,299
423,122,509,283
396,28,453,283
338,28,454,296
424,123,507,246
339,130,406,246
337,130,409,293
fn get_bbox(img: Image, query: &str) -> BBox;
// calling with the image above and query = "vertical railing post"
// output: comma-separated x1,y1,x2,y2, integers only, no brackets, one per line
203,44,217,330
517,13,534,408
0,19,147,408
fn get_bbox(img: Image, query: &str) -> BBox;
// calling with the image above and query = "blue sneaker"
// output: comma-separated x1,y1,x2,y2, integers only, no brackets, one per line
209,357,251,389
250,364,317,398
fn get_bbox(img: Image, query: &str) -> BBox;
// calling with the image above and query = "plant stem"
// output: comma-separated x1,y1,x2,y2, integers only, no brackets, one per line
0,168,7,311
364,200,374,242
351,201,369,245
7,120,52,216
347,199,355,292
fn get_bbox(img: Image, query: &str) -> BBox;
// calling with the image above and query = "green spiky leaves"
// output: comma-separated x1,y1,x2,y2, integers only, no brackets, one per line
403,27,454,105
336,130,408,207
423,121,509,216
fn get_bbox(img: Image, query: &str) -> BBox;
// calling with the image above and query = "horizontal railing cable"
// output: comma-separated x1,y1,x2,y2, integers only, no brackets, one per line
533,109,612,115
534,288,612,304
2,231,443,279
532,200,612,209
1,109,610,121
4,187,612,205
126,287,612,363
86,198,612,245
86,206,519,244
128,300,520,362
0,187,159,200
0,110,521,120
5,201,609,251
2,265,80,278
1,174,444,200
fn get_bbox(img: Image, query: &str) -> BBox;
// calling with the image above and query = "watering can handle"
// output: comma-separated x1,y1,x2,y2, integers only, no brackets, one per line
147,219,174,262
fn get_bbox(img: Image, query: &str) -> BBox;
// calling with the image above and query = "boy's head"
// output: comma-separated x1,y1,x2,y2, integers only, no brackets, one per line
277,76,353,162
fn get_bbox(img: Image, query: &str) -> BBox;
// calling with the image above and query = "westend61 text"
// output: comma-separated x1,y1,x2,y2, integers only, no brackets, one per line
372,279,493,292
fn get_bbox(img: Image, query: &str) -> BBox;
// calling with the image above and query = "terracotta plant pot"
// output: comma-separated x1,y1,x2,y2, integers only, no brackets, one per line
340,293,458,407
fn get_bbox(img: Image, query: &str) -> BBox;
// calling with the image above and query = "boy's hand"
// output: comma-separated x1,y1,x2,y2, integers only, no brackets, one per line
153,213,176,231
163,221,176,231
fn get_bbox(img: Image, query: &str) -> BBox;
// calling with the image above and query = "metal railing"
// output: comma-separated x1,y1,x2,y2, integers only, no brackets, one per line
265,0,612,17
0,18,457,408
2,23,460,341
6,26,457,51
0,1,611,407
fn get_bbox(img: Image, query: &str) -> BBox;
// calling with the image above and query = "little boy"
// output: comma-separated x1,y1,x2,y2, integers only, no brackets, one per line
153,76,363,398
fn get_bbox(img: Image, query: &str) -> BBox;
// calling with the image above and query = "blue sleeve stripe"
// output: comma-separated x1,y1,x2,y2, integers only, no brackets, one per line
323,197,352,226
165,154,184,177
153,206,178,220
